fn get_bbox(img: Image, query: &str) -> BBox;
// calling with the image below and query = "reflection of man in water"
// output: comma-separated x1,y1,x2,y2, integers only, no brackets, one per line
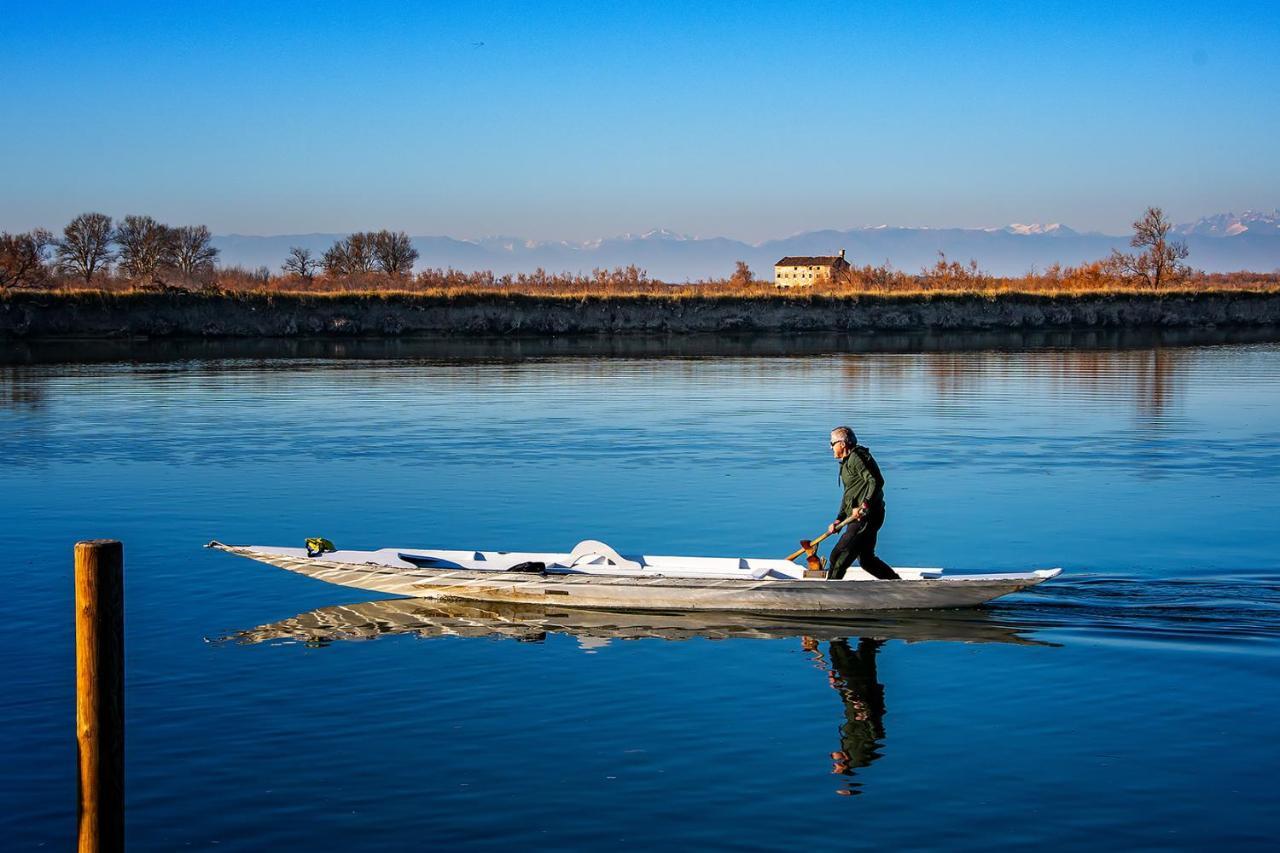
805,636,887,795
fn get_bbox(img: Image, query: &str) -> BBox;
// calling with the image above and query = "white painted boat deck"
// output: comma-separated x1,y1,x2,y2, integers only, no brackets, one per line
209,539,1062,613
252,545,953,580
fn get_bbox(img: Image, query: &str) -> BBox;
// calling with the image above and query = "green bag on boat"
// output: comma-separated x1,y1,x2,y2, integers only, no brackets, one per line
305,537,336,558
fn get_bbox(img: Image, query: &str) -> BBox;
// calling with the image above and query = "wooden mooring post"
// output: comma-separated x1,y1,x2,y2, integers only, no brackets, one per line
75,539,124,853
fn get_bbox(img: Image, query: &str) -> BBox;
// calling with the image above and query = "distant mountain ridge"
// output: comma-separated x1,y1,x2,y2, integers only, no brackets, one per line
211,211,1280,280
1177,210,1280,237
999,223,1077,236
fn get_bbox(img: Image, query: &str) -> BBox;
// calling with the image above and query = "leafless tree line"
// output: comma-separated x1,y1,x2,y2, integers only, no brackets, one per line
280,231,419,283
0,212,218,289
0,206,1199,294
1,215,421,291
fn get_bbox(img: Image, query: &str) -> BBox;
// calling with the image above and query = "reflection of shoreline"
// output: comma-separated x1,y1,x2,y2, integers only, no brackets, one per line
2,330,1268,420
4,326,1279,367
221,598,1050,648
839,345,1191,419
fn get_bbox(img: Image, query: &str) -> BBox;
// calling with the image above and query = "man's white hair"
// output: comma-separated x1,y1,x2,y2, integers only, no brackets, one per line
830,425,856,445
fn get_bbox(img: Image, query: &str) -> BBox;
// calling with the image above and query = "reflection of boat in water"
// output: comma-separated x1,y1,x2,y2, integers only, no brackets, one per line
207,540,1060,613
224,599,1054,798
223,597,1051,647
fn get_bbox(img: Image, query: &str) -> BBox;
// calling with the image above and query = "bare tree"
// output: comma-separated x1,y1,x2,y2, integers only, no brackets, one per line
282,246,320,282
729,260,754,287
171,225,219,277
1109,207,1191,289
0,228,53,289
372,230,419,276
56,212,115,283
322,232,376,276
116,215,177,282
321,243,345,277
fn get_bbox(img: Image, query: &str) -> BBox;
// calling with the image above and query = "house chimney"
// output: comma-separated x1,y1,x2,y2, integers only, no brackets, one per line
839,248,845,260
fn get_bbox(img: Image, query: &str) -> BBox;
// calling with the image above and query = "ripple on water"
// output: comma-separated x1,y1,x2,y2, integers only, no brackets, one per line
991,574,1280,652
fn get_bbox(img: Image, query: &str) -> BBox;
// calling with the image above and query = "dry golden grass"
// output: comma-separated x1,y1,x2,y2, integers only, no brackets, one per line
10,258,1280,301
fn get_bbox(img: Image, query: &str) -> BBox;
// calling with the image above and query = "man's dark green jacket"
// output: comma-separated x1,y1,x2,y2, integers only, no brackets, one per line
836,447,884,521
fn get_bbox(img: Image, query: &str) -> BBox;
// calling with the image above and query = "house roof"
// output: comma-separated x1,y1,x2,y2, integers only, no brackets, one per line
775,255,847,267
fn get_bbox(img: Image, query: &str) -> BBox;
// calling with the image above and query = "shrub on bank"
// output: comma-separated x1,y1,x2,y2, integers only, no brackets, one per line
12,261,1279,301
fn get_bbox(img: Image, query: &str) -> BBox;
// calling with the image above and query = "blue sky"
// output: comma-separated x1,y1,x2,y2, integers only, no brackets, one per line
3,1,1277,240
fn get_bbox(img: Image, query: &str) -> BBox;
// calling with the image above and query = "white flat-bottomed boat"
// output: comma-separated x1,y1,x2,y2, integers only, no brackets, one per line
207,539,1061,613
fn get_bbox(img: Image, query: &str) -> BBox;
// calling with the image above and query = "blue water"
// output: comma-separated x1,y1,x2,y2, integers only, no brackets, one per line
2,335,1279,850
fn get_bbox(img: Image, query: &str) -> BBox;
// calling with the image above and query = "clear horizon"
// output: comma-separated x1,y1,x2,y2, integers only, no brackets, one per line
208,209,1280,243
4,1,1278,241
8,210,1280,245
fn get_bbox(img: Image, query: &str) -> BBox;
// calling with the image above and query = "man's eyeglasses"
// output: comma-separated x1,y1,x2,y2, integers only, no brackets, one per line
830,439,846,447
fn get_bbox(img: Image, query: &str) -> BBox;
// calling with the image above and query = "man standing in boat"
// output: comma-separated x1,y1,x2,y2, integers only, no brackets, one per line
827,427,899,580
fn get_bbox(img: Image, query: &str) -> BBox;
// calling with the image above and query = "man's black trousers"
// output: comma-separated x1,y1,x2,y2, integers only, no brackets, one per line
828,502,898,580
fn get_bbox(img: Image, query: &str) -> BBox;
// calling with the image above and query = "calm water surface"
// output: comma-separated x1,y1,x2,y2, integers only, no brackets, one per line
2,334,1279,850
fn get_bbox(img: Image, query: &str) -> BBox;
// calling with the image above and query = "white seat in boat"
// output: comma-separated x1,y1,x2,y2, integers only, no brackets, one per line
565,540,644,573
563,541,782,580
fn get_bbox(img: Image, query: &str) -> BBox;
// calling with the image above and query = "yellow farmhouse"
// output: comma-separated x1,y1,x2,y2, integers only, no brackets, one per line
773,249,850,286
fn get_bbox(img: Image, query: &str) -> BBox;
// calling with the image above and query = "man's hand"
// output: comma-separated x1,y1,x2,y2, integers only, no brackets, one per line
829,506,867,535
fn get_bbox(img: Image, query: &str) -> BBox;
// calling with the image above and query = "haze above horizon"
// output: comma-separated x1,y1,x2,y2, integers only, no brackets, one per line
4,1,1278,241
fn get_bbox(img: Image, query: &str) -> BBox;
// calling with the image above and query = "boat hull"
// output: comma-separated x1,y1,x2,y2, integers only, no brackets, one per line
208,542,1060,613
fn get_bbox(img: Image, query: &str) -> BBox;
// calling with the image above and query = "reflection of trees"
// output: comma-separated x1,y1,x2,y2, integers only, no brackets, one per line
1135,348,1178,421
806,637,887,796
836,355,915,395
921,354,989,399
1029,347,1185,421
0,367,43,411
837,344,1191,420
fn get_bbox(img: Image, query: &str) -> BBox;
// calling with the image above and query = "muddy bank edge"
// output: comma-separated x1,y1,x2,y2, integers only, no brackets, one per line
3,291,1279,338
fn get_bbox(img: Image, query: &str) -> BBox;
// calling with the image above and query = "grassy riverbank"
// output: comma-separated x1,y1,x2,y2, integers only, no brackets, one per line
14,264,1280,300
3,288,1280,339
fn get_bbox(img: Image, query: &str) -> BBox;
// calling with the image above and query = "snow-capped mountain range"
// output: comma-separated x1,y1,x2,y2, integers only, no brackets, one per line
1000,223,1076,236
211,211,1280,280
1177,210,1280,237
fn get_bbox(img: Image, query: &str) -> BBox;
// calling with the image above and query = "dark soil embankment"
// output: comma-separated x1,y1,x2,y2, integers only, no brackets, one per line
3,291,1279,339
